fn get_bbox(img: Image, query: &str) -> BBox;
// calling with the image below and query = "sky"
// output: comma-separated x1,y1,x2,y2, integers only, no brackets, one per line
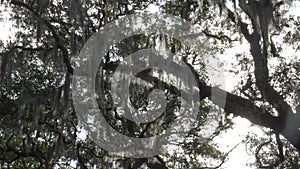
1,1,300,169
0,5,15,43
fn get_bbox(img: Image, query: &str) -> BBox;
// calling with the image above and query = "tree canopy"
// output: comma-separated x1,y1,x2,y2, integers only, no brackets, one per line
0,0,299,168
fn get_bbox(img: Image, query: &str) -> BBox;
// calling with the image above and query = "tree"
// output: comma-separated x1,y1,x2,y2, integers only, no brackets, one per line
0,0,299,168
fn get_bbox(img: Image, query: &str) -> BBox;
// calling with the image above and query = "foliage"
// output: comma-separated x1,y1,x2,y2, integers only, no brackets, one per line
0,0,299,168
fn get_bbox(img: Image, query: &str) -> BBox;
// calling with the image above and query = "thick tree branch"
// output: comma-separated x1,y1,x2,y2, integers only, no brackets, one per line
224,1,293,120
129,59,280,131
185,56,300,150
184,60,280,130
218,0,300,149
104,57,298,149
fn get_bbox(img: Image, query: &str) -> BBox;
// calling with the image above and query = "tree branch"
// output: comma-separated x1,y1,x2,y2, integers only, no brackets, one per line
11,0,74,74
255,133,284,168
202,30,236,43
226,7,251,41
217,2,298,149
